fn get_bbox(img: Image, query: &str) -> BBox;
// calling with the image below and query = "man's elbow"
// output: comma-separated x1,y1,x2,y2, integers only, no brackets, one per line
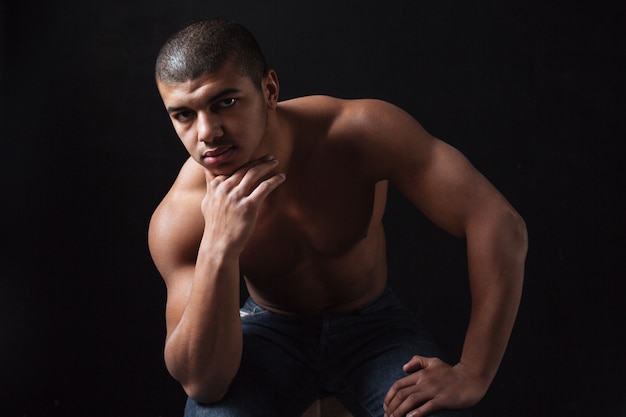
500,209,528,294
474,206,528,275
165,352,238,404
508,209,528,261
182,379,231,404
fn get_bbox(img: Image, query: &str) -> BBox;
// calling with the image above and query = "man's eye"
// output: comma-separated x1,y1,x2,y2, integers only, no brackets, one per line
219,98,237,108
174,111,193,121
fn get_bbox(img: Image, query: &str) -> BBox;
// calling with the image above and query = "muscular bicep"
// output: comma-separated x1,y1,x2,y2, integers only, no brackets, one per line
349,99,513,238
397,139,507,238
148,193,204,339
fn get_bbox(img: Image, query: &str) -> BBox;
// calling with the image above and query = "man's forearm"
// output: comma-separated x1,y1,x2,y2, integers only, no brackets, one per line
164,244,243,403
459,208,527,389
457,275,523,388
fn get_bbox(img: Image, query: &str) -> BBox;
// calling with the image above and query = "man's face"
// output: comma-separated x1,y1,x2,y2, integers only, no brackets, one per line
157,61,272,176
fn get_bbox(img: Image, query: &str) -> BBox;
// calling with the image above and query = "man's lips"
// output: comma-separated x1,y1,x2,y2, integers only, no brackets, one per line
202,146,236,164
203,146,234,158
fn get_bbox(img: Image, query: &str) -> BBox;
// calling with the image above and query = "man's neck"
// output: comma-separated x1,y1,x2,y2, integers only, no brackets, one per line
257,105,294,175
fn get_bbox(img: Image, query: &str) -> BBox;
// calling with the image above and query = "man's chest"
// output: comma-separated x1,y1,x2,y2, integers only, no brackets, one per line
239,178,381,275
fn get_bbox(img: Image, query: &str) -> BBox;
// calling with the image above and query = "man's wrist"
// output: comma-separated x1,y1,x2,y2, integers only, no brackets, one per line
453,362,493,391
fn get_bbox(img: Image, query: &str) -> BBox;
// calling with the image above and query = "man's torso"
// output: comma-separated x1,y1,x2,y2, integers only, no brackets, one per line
168,96,391,313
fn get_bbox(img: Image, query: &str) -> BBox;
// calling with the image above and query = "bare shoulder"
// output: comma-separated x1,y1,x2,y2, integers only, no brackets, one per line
282,96,436,179
281,95,394,122
283,96,427,140
280,95,347,113
332,98,427,139
150,157,205,225
148,157,205,278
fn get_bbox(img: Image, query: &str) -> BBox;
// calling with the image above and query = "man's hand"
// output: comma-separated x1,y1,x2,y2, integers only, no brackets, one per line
383,356,487,417
201,155,286,255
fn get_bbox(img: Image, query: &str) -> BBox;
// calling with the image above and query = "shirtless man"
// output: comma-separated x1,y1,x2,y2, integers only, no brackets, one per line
149,18,527,417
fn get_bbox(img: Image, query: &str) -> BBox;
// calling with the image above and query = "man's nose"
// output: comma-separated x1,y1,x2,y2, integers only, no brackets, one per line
197,112,223,142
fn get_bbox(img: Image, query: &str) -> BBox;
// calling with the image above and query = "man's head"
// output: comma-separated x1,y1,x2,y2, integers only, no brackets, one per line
155,18,268,88
155,19,280,177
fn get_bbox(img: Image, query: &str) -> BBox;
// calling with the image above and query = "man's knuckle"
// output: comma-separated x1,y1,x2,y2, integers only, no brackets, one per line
395,389,409,402
407,392,421,402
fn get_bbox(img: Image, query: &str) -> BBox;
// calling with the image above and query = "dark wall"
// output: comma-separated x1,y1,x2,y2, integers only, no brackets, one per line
1,1,623,416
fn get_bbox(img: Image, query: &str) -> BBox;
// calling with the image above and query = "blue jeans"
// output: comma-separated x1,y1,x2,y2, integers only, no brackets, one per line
185,286,471,417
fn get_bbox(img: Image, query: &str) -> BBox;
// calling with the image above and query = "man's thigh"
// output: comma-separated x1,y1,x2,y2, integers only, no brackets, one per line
184,301,321,417
326,288,471,417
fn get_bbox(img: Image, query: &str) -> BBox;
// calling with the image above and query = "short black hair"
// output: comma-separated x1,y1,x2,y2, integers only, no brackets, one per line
155,18,268,87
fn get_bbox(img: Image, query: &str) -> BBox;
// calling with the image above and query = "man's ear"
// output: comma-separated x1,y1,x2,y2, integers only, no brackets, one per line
263,69,280,109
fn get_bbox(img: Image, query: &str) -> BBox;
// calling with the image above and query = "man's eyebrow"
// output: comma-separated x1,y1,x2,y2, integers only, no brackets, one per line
166,105,187,114
166,88,241,114
209,88,241,102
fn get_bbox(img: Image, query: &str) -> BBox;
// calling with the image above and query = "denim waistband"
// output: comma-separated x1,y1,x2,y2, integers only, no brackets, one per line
355,284,399,314
241,284,400,317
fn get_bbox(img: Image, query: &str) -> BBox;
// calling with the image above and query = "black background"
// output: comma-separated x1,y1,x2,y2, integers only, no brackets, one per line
1,1,624,416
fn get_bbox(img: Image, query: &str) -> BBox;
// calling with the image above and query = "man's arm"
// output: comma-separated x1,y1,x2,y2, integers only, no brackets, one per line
148,156,285,403
342,100,527,416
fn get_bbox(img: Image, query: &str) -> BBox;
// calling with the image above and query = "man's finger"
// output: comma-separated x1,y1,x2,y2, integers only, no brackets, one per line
237,158,280,190
383,373,417,409
403,355,430,372
406,400,437,417
247,173,286,202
